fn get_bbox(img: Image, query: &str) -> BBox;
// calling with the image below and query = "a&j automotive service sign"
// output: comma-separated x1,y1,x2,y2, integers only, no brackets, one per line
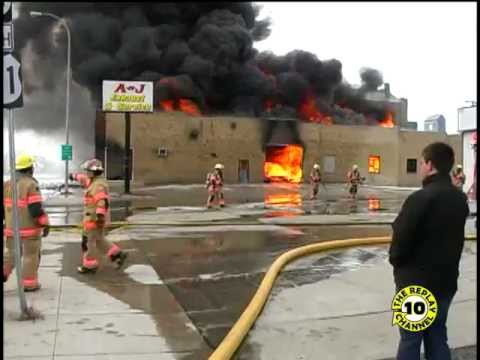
102,80,153,112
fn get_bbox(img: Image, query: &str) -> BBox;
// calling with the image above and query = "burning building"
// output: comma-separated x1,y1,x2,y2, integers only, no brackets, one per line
13,2,458,186
98,110,461,187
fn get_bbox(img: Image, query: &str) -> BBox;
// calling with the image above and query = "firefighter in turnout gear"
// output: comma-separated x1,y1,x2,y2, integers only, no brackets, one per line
347,164,364,199
451,164,466,190
309,164,322,200
69,159,127,274
206,163,225,208
3,154,49,291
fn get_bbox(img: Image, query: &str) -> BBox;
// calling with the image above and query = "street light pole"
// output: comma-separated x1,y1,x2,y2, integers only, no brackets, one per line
30,11,72,196
64,18,72,197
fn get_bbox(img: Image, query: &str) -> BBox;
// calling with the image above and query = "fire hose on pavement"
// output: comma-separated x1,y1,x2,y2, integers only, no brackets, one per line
208,234,476,360
46,222,475,358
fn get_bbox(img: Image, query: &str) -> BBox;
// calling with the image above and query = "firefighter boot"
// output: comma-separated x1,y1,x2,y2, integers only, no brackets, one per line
111,251,128,269
24,285,41,292
77,265,97,274
24,283,42,292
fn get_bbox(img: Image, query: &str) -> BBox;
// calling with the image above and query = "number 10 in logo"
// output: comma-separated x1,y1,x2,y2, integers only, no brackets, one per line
392,286,438,332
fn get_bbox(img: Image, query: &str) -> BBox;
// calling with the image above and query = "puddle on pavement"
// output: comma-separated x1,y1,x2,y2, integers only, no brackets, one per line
51,223,393,356
120,224,392,348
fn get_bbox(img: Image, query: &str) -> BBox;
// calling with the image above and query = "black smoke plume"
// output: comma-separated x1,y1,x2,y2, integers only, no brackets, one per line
15,3,270,109
15,2,389,126
360,67,384,92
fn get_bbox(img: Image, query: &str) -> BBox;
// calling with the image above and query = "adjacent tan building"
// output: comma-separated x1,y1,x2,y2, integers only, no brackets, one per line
98,111,461,187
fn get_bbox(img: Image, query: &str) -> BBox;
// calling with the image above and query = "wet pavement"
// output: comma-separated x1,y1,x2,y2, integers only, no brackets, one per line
42,183,410,227
126,225,393,348
41,182,476,229
4,183,477,359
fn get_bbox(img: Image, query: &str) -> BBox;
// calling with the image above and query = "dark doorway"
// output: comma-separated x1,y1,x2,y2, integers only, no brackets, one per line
238,160,250,183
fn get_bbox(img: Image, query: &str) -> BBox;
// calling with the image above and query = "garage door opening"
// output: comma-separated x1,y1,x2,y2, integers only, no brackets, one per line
264,144,303,183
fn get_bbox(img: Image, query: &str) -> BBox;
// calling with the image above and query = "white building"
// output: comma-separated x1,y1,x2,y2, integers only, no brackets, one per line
424,114,446,132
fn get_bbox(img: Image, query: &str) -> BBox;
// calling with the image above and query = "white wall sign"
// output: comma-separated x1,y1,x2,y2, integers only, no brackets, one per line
4,23,13,51
102,80,153,112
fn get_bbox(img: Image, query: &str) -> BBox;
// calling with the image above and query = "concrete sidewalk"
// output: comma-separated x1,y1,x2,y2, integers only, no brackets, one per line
3,229,210,360
4,227,476,360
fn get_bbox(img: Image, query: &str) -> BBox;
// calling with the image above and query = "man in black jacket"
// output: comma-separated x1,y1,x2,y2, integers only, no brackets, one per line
389,142,469,360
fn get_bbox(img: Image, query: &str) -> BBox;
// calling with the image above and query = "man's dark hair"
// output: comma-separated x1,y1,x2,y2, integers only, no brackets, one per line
422,142,455,174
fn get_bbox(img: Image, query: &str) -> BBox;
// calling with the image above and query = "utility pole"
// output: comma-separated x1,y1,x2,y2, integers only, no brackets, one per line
124,112,131,194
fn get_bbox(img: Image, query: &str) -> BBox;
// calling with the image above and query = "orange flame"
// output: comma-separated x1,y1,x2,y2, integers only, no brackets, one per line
179,99,201,116
299,94,333,125
379,112,395,128
264,144,303,183
160,100,174,112
160,99,201,116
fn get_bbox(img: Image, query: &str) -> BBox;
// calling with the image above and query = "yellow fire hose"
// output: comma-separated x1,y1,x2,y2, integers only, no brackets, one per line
48,220,476,359
208,234,477,360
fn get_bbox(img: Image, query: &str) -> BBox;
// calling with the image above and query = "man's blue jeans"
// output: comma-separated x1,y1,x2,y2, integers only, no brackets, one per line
396,294,455,360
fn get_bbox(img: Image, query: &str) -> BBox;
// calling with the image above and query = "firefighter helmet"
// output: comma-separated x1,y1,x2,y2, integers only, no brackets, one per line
214,163,224,170
352,164,358,170
81,158,104,172
15,154,35,170
313,164,320,169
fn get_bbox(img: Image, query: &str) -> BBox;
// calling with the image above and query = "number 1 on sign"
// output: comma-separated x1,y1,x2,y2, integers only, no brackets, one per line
7,65,15,94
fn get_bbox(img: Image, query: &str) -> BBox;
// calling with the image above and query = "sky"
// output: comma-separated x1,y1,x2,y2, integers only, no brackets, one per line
255,2,477,133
